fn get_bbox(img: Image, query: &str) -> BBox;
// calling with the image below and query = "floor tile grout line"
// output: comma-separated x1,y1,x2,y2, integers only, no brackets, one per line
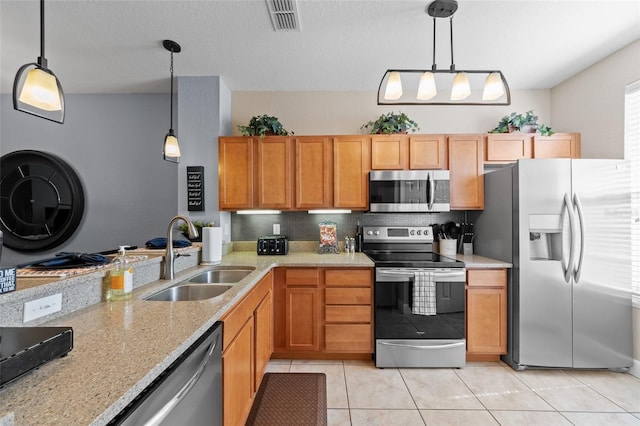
452,366,504,425
397,368,427,425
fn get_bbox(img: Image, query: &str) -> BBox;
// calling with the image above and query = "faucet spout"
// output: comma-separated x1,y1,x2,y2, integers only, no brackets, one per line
164,215,199,280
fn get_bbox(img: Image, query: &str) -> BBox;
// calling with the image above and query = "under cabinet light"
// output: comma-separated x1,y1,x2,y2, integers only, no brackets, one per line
236,210,282,215
307,210,352,214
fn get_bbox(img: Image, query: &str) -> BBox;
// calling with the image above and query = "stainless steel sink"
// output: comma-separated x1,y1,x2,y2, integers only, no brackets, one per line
145,284,232,302
188,268,254,284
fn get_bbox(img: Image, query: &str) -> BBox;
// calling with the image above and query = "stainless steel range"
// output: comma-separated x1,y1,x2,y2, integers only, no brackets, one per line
363,226,466,368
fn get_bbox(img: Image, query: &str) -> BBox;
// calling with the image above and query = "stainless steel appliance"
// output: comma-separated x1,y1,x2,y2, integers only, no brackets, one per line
369,170,450,212
257,235,289,255
473,159,632,370
363,226,466,368
111,322,223,425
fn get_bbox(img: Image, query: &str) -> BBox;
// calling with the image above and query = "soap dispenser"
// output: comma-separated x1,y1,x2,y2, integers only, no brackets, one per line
110,246,133,301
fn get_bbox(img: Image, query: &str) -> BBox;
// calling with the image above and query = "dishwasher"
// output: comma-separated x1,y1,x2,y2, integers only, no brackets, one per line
109,322,223,426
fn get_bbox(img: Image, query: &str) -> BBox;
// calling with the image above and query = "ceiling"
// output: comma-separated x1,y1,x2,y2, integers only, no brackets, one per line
1,0,639,95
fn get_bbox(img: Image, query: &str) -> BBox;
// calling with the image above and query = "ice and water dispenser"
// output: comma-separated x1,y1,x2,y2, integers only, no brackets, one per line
528,214,563,260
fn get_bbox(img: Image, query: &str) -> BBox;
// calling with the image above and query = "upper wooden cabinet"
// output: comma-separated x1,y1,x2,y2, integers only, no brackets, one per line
219,136,293,210
219,136,255,210
257,136,294,209
294,136,333,209
370,134,447,170
485,132,581,164
448,134,485,210
533,133,581,159
333,136,370,210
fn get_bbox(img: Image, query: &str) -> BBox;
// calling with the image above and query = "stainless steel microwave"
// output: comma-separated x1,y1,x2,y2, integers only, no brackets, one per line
369,170,450,212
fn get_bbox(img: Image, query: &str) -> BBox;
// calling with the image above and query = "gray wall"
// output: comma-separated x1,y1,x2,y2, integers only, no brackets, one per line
0,93,179,266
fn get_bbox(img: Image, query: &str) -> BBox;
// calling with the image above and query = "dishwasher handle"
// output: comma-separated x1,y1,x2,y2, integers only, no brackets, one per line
142,331,220,426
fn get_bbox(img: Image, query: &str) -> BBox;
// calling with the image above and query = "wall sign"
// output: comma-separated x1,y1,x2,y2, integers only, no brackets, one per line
187,166,204,211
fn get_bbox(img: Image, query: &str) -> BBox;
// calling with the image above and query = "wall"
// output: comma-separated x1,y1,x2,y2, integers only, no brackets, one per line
232,90,551,136
0,94,178,266
551,40,640,159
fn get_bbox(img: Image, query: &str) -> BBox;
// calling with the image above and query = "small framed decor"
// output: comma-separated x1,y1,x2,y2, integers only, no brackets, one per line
318,221,339,254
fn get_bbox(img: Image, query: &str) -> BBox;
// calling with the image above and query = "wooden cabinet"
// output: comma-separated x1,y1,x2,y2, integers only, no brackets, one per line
294,136,333,209
466,269,507,358
333,136,370,209
448,134,484,210
486,133,533,163
274,267,373,357
221,271,273,426
324,269,373,352
533,133,581,158
370,134,447,170
219,136,255,210
257,136,294,209
219,136,293,210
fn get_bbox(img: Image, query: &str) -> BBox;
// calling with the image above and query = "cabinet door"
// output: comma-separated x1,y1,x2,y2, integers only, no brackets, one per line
486,134,533,163
285,287,320,351
254,290,272,392
223,318,254,426
448,134,484,210
333,136,370,209
533,133,581,159
466,288,507,354
409,135,447,169
371,134,408,170
219,137,254,210
295,137,333,209
257,136,293,209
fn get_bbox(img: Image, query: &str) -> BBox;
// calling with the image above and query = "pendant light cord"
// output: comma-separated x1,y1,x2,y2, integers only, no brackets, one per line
169,49,174,131
449,16,455,71
39,0,46,66
431,17,437,71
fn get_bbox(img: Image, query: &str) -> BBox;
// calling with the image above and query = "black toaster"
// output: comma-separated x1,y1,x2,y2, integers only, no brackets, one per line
257,235,289,255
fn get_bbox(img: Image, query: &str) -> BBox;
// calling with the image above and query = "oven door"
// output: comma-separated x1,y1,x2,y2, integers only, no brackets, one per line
374,267,466,368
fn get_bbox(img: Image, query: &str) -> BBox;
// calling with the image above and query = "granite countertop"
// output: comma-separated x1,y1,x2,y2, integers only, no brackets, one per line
442,253,512,269
0,251,374,426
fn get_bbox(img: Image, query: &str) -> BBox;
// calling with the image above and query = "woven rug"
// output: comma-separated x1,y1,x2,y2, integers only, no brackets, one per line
245,373,327,426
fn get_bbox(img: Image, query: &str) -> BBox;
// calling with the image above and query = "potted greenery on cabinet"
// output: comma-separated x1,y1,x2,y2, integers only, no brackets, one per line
237,115,293,138
361,112,420,134
489,110,554,136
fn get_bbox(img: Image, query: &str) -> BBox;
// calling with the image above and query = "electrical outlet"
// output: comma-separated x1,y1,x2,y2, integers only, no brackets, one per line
23,293,62,323
273,224,280,234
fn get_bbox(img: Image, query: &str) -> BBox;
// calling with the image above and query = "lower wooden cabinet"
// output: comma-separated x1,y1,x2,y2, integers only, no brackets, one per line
466,269,507,357
221,271,273,426
274,267,373,357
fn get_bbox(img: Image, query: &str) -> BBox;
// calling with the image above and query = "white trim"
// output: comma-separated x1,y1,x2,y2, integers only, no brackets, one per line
629,357,640,379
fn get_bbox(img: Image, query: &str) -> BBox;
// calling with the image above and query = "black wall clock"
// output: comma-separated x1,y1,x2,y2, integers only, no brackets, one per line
0,150,85,252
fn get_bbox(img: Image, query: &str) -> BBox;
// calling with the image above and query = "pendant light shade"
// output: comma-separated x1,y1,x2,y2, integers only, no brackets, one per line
377,0,510,106
13,0,65,123
163,40,181,163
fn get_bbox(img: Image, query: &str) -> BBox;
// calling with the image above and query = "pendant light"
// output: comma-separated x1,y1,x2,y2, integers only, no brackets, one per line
377,0,510,106
163,40,181,163
13,0,65,123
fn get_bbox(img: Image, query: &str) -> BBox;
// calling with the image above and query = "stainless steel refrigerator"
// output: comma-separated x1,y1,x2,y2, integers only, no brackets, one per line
473,159,632,370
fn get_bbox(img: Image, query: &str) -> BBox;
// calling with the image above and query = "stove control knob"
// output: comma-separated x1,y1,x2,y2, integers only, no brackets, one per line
367,230,374,235
374,230,380,235
417,230,422,235
410,230,415,235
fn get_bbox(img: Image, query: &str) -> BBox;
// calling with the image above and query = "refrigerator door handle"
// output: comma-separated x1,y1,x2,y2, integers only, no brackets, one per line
563,193,577,283
427,172,434,211
573,193,585,283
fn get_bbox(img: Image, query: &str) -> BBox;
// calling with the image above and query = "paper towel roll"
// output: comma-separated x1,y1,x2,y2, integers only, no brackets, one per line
201,227,222,264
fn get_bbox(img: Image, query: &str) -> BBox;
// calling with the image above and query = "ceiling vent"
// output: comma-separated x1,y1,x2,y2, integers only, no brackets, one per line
266,0,301,32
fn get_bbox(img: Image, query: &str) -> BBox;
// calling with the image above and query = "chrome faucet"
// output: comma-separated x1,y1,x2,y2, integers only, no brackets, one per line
164,215,199,280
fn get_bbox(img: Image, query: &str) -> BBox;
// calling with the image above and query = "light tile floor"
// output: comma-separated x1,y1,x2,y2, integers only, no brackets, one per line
266,359,640,425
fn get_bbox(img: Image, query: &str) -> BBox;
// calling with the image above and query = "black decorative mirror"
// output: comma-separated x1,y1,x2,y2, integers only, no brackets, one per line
0,150,85,252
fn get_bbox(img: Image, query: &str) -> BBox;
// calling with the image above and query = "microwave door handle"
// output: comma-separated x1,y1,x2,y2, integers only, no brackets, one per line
427,172,434,211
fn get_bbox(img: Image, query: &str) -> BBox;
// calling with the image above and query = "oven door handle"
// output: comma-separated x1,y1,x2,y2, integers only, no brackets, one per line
378,341,466,350
377,269,466,280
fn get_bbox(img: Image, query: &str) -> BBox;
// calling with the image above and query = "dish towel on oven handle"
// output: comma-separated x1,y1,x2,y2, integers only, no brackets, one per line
412,271,437,315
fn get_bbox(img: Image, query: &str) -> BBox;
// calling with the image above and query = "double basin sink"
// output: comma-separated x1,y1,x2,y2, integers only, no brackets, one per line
144,266,255,302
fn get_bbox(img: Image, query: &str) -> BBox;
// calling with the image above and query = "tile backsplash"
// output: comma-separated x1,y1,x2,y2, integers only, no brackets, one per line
231,211,466,242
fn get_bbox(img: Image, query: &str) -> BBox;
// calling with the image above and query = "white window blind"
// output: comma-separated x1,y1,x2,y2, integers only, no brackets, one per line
625,80,640,306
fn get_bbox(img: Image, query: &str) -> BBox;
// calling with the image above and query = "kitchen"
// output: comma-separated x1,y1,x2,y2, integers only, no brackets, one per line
1,1,640,425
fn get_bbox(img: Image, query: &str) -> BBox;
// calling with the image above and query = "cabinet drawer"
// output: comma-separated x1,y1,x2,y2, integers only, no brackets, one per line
325,305,371,323
325,288,371,305
325,324,372,352
467,269,507,288
285,268,318,286
325,269,372,287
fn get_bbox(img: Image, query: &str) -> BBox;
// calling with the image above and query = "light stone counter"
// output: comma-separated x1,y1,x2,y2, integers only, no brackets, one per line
0,251,373,426
442,253,512,269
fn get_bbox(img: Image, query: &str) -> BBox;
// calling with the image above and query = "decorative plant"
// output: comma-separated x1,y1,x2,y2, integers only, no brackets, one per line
361,111,420,134
178,220,214,241
489,110,553,135
237,115,293,138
